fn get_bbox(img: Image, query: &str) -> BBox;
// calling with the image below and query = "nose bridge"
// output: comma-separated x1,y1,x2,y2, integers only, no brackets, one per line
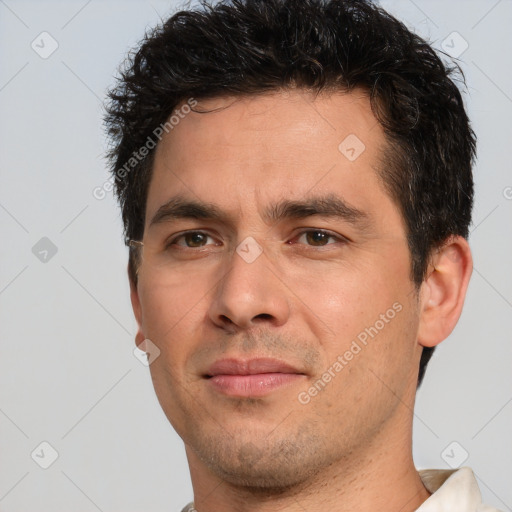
209,238,289,329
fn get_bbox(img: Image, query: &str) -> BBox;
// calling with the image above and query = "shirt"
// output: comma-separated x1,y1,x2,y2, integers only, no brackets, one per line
416,467,502,511
180,466,503,511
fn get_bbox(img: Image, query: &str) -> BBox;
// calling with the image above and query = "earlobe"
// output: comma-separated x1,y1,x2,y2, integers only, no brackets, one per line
129,270,146,346
417,236,473,348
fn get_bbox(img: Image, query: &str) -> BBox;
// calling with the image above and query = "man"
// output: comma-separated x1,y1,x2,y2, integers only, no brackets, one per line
104,0,499,510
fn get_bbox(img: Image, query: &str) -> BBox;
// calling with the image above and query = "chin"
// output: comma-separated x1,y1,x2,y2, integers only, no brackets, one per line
191,431,328,493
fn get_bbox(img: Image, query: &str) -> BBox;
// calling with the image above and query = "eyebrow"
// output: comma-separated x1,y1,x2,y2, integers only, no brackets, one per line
149,193,371,231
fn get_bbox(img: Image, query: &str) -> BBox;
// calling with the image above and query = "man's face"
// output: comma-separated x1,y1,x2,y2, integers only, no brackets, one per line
132,90,424,488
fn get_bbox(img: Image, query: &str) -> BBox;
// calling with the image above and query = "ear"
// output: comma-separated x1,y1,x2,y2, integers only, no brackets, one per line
129,267,146,347
417,236,473,348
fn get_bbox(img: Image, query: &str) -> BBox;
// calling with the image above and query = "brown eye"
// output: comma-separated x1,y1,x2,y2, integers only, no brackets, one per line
183,232,208,247
169,231,217,248
305,231,331,246
296,230,343,247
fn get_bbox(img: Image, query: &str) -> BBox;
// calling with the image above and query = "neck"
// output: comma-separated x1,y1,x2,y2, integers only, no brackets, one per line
185,402,431,512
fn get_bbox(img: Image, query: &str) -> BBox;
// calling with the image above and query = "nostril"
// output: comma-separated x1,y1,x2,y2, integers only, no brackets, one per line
255,313,273,321
220,315,234,324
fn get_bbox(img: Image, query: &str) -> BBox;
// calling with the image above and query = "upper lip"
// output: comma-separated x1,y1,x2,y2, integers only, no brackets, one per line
205,358,304,377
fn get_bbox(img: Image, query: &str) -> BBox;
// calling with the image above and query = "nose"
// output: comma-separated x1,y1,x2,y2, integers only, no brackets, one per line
207,242,291,332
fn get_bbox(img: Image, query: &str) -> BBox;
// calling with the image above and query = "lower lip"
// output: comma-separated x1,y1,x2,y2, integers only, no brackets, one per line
206,373,304,397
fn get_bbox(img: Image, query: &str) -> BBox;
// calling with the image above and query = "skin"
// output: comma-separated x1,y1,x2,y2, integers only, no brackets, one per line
130,89,473,511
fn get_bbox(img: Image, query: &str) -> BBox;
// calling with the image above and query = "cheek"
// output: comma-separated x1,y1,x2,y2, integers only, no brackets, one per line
137,276,209,420
295,253,410,346
138,270,205,329
304,298,419,425
136,272,212,370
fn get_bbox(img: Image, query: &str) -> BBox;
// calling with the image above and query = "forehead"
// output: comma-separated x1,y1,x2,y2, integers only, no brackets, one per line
147,89,394,229
156,88,382,161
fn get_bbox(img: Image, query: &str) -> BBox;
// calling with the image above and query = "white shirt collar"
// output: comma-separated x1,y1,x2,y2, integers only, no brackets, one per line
416,467,501,511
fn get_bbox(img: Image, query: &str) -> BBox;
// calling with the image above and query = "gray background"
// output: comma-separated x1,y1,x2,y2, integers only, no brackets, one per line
0,0,511,510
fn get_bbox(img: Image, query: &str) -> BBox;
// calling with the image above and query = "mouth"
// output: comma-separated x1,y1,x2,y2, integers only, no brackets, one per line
204,358,307,398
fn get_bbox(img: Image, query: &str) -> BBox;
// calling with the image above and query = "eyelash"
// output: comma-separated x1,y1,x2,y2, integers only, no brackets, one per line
165,229,349,250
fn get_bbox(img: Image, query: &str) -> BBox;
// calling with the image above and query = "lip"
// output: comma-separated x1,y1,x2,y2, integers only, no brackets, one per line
205,357,303,376
204,358,306,398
